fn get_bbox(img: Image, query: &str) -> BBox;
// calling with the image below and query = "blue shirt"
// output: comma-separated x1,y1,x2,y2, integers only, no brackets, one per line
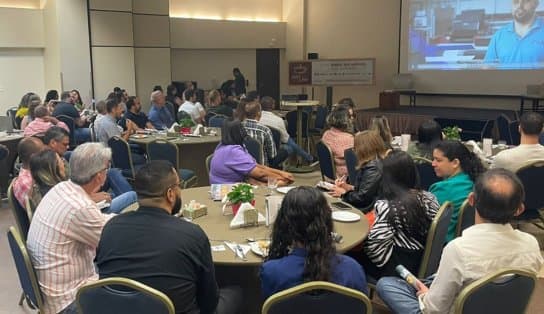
484,18,544,68
260,248,368,299
148,103,174,130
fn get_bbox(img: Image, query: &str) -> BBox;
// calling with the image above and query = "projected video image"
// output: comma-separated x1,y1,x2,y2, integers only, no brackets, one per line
408,0,544,70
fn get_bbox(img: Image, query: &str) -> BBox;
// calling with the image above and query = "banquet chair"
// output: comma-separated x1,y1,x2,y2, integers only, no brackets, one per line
6,107,19,129
316,141,336,181
7,226,44,311
453,268,536,314
8,182,31,241
269,127,282,151
108,136,138,182
515,159,544,222
496,114,513,145
262,281,372,314
209,115,227,128
77,277,175,314
147,139,198,189
286,110,310,151
418,201,453,278
413,157,441,190
244,137,264,165
455,199,475,238
344,148,358,185
206,154,213,181
309,105,328,136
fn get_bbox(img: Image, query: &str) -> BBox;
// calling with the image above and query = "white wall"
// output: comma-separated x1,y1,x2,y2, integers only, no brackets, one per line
0,48,45,112
171,49,256,91
170,0,282,21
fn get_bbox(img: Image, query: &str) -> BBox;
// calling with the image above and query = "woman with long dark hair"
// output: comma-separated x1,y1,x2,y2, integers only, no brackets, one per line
261,187,367,299
430,140,485,242
362,151,439,278
28,149,66,216
70,89,85,112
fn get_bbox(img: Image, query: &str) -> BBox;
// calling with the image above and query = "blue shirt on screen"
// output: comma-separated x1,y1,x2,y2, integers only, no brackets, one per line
484,18,544,67
148,104,174,130
260,248,368,299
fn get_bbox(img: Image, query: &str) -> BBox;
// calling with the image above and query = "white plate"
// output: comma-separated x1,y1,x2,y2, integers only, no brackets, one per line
276,186,296,194
248,241,270,256
131,134,148,139
332,211,361,222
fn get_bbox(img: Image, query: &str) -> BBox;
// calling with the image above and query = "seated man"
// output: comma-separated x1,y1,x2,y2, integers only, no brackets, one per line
376,168,544,314
23,105,69,137
12,137,46,208
52,91,91,143
492,112,544,172
241,101,289,168
259,96,317,166
94,97,145,165
205,89,233,124
178,88,203,124
148,90,175,130
96,161,242,314
27,143,116,314
124,96,154,130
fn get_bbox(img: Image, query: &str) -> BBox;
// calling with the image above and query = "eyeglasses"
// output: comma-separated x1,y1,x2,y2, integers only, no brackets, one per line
167,182,182,191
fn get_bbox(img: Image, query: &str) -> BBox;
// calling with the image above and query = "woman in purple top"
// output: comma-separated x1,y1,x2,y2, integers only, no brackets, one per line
209,119,294,185
261,187,367,299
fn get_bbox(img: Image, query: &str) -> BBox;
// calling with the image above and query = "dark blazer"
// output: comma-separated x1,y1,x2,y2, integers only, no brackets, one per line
342,158,382,213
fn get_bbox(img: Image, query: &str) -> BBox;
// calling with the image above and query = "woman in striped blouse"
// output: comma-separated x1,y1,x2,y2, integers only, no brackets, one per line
362,150,439,279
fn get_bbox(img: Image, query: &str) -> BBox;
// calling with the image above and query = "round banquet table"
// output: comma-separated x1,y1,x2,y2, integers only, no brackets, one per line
180,185,369,313
181,186,370,265
0,134,23,195
129,129,221,186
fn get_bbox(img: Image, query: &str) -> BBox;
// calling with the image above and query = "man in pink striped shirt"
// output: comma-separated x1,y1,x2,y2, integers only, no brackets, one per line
23,105,69,137
27,143,114,314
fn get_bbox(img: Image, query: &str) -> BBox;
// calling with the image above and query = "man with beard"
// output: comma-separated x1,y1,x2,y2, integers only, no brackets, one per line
485,0,544,65
95,161,242,314
124,96,155,130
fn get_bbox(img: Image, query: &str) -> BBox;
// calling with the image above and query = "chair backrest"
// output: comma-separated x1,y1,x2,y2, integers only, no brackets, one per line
244,137,264,165
89,122,97,142
6,107,18,129
77,277,175,314
455,199,475,238
208,115,227,128
56,115,76,146
344,148,358,185
418,201,453,278
269,127,282,151
314,105,328,130
147,139,179,169
509,120,520,146
413,157,441,190
515,159,544,220
496,114,512,145
7,226,44,311
262,281,372,314
286,110,309,138
206,154,213,179
8,182,31,241
316,141,336,181
107,136,136,179
453,268,536,314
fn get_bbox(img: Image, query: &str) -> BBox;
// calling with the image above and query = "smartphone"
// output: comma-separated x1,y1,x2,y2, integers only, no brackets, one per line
331,202,352,210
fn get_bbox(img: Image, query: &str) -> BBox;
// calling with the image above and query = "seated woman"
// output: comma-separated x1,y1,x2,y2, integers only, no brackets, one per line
362,151,439,278
430,140,484,243
209,119,294,186
261,186,367,299
23,105,69,137
28,149,138,215
330,131,388,213
408,120,442,162
370,115,393,149
20,97,42,130
321,109,354,178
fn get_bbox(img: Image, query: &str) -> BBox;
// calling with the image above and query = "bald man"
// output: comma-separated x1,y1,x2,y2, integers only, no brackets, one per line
148,90,175,130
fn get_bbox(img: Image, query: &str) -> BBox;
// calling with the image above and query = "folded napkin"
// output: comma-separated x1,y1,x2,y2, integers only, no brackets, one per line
229,202,266,229
193,124,204,136
168,122,179,133
224,241,251,259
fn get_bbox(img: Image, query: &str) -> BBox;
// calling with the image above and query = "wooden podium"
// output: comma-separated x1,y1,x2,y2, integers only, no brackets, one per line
379,91,400,110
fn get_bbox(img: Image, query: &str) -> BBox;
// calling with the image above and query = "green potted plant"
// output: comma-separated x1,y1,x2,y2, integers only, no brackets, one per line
179,118,195,134
443,126,462,141
227,183,255,215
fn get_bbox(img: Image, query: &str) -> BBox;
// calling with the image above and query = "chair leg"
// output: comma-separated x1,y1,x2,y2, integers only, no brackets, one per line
18,292,24,306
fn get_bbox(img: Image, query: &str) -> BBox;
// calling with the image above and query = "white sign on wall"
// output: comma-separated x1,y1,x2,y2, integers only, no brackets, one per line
311,59,375,86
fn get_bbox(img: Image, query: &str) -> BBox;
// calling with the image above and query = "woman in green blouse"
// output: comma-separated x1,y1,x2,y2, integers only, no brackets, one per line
430,140,485,242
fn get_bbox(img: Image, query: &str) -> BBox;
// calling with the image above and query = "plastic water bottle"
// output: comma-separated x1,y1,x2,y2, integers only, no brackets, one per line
395,265,419,288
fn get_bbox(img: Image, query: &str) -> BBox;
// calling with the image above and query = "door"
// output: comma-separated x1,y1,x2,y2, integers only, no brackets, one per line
256,49,280,108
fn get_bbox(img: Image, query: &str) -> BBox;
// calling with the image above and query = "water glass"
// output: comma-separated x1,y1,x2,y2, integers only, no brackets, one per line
267,177,278,195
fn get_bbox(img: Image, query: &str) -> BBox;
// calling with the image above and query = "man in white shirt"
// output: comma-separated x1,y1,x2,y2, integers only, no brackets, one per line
259,96,317,166
178,89,202,124
376,168,543,314
27,143,115,314
492,112,544,172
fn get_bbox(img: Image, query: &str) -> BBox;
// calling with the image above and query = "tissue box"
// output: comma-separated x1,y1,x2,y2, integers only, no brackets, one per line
182,205,208,219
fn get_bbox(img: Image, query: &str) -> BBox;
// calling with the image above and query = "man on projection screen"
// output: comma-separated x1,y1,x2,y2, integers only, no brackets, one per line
484,0,544,67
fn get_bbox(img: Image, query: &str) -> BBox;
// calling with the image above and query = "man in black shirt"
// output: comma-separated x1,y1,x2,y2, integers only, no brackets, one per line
52,91,91,143
124,96,154,130
95,161,242,314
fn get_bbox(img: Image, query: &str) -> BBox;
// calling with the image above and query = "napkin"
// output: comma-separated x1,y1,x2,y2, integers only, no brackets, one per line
193,124,204,136
465,140,488,163
224,241,251,258
265,196,283,226
229,202,266,229
168,122,179,133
